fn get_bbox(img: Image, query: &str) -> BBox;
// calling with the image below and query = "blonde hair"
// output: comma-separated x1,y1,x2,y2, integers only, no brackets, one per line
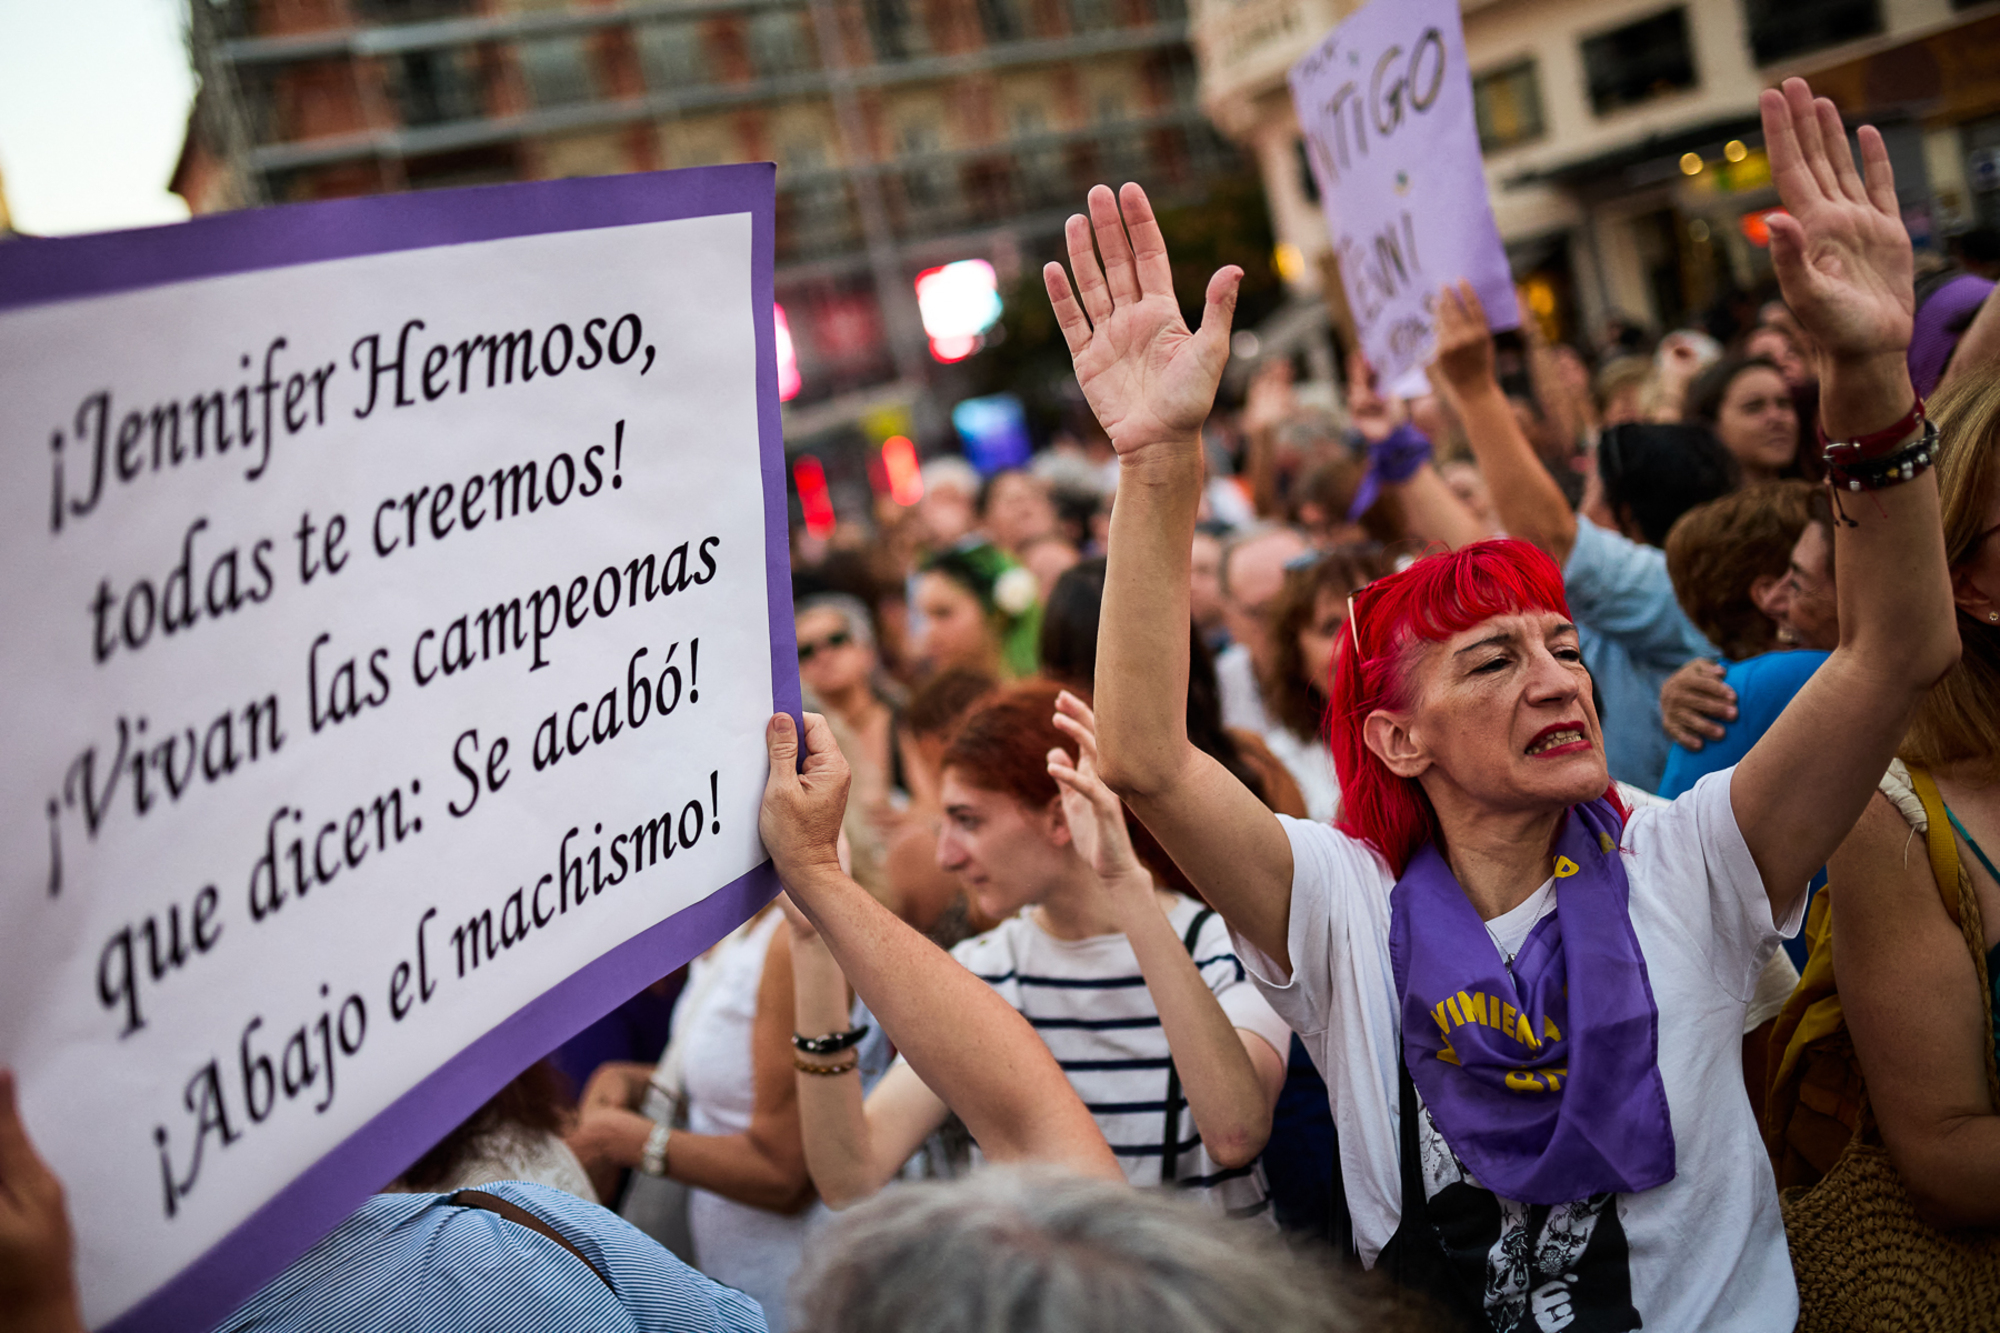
1901,368,2000,778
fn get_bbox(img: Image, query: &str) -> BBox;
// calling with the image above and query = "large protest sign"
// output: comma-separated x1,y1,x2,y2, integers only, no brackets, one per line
1290,0,1518,389
0,165,797,1332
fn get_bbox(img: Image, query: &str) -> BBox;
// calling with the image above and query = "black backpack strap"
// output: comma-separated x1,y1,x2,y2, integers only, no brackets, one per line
1160,907,1217,1184
450,1189,615,1292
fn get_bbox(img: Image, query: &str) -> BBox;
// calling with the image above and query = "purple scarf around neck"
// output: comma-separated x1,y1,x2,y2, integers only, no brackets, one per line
1387,798,1675,1204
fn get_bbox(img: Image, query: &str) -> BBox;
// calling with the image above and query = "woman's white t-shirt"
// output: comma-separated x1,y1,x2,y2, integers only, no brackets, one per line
676,910,811,1333
1232,769,1803,1331
952,895,1294,1218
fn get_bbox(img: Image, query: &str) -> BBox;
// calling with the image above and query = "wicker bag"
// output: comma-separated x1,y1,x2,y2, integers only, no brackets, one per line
1782,765,2000,1332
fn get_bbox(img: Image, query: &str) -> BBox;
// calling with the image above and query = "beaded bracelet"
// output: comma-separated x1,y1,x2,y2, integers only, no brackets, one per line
1826,417,1938,493
794,1055,859,1076
793,1025,870,1056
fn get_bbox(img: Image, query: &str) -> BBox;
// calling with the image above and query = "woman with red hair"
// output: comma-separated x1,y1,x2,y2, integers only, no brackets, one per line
782,680,1291,1219
1043,81,1960,1328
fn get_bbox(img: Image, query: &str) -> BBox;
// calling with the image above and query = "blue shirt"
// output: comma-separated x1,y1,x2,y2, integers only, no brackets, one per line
1657,651,1830,800
217,1181,768,1333
1563,518,1718,792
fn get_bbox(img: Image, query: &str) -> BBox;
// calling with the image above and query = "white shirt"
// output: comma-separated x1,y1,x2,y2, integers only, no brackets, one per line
1232,769,1802,1331
1215,643,1271,735
675,910,809,1333
1261,724,1341,824
952,895,1294,1218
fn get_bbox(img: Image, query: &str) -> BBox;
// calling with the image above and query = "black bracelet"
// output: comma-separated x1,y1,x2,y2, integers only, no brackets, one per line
1825,418,1938,494
793,1025,870,1055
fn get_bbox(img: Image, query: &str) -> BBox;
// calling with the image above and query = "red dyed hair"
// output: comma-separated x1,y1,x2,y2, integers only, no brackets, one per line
941,680,1073,811
939,680,1199,894
1328,539,1625,875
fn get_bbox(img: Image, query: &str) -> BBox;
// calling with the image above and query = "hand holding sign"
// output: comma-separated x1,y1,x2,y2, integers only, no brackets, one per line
0,1070,83,1333
1430,281,1498,396
757,712,850,892
1041,184,1241,460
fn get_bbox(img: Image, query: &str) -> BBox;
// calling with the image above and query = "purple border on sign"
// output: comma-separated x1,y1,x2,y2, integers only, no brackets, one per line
0,165,798,1333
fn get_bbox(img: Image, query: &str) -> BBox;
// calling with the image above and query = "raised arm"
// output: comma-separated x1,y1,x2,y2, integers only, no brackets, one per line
1049,694,1285,1168
1044,183,1295,966
1730,80,1959,912
760,713,1119,1183
1348,348,1492,550
1430,283,1579,565
783,900,953,1207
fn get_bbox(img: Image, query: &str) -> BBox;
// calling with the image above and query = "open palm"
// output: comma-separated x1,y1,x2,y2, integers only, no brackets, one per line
1043,183,1241,458
1761,79,1913,363
1046,692,1143,883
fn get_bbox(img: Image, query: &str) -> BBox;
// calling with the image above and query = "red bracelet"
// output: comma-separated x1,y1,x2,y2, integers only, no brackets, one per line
1818,396,1925,467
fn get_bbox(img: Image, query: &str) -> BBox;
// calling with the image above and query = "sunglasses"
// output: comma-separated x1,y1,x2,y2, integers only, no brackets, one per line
797,629,853,663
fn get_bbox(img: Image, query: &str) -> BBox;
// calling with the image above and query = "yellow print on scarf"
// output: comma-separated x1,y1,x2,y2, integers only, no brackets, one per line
1430,990,1564,1068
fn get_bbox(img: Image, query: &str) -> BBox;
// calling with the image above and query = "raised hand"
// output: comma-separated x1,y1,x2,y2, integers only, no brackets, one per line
759,712,850,886
1759,78,1915,438
1429,281,1496,396
1046,692,1146,887
1043,183,1241,459
1346,349,1406,445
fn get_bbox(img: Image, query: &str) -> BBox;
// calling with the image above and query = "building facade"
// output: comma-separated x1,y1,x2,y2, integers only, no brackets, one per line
178,0,1241,444
1195,0,2000,349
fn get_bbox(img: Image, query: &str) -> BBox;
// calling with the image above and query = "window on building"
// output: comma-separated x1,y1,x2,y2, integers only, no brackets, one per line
866,0,929,61
638,23,708,91
1742,0,1881,65
750,10,815,76
780,135,828,175
516,35,596,108
1473,60,1544,152
392,49,483,126
976,0,1028,43
355,0,477,21
1011,104,1066,203
1581,8,1696,116
1068,0,1116,35
900,122,957,217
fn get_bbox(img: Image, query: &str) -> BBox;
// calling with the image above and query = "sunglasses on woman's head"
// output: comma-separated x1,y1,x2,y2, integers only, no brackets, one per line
797,629,853,662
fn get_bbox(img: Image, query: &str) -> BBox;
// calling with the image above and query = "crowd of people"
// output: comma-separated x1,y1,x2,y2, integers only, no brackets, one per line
5,76,2000,1333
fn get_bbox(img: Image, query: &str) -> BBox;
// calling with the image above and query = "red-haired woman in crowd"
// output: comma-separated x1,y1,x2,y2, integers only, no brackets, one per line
784,680,1291,1218
1048,81,1958,1329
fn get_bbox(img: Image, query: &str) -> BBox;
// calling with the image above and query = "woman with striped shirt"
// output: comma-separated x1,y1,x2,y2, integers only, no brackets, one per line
787,681,1291,1217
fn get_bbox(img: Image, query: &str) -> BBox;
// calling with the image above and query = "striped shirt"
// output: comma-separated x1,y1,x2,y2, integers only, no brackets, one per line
217,1181,767,1332
950,895,1293,1219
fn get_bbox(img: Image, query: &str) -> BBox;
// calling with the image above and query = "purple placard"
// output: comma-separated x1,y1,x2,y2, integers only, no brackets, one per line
1,165,798,1333
1288,0,1518,391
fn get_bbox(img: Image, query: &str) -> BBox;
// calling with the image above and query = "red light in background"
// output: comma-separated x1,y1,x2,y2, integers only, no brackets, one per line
774,303,802,401
793,455,836,537
881,435,923,506
1739,208,1783,248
